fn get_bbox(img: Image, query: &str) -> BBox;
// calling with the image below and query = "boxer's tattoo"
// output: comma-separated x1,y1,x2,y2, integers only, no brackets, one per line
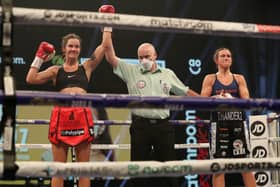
90,53,96,61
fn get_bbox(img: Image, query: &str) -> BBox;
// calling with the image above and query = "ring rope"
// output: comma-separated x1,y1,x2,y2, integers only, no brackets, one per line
15,115,280,125
1,158,280,178
2,135,280,150
15,119,210,125
1,90,280,110
0,143,210,150
269,137,280,142
16,119,133,125
0,7,280,39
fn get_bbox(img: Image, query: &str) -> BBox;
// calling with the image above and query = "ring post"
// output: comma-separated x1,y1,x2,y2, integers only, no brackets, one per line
1,0,18,179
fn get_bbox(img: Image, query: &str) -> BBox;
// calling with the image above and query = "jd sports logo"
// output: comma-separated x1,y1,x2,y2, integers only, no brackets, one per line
250,121,265,136
255,172,269,186
252,146,267,158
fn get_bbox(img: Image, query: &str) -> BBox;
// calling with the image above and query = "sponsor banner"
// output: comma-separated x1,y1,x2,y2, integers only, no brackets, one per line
0,57,26,64
5,158,280,178
257,25,280,33
196,122,211,187
210,159,280,173
267,113,280,185
212,111,245,121
12,7,280,39
249,115,268,140
251,139,268,159
249,115,270,186
255,171,271,187
185,110,211,187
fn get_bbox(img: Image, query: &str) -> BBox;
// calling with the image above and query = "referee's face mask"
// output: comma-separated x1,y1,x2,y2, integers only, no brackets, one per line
138,43,157,71
140,58,154,71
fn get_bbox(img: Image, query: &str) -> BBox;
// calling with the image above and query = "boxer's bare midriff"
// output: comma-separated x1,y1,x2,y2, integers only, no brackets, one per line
60,87,87,94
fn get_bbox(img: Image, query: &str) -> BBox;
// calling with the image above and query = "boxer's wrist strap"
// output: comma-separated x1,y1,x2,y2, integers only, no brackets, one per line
31,57,43,69
103,27,112,32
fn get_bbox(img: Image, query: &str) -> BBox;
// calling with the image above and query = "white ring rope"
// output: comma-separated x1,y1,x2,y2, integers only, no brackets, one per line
269,137,280,142
1,158,280,178
1,135,280,150
16,119,133,125
0,143,210,150
16,119,210,125
15,115,279,125
0,7,279,39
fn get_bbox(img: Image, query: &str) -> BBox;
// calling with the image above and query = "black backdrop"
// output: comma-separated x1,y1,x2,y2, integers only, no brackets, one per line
2,0,279,98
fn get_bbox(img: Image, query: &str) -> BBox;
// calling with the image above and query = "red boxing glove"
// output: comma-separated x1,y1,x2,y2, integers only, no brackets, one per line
36,41,55,61
31,42,56,69
99,5,115,14
99,5,115,32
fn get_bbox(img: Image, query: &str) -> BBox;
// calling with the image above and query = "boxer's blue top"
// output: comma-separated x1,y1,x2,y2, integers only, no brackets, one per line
211,74,240,98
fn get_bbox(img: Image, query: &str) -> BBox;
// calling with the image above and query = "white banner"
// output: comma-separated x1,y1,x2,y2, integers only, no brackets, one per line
1,158,280,178
0,7,279,39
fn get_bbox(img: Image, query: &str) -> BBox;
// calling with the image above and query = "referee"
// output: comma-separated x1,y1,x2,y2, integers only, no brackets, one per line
102,19,199,186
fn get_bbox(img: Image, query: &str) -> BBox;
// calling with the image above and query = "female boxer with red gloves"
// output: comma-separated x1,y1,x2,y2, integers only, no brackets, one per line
26,5,115,187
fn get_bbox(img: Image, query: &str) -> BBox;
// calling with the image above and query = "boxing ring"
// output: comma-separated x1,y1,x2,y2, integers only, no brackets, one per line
1,2,280,187
1,92,280,186
1,91,280,173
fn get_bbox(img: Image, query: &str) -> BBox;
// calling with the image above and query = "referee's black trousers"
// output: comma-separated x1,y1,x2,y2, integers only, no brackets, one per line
128,115,178,187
